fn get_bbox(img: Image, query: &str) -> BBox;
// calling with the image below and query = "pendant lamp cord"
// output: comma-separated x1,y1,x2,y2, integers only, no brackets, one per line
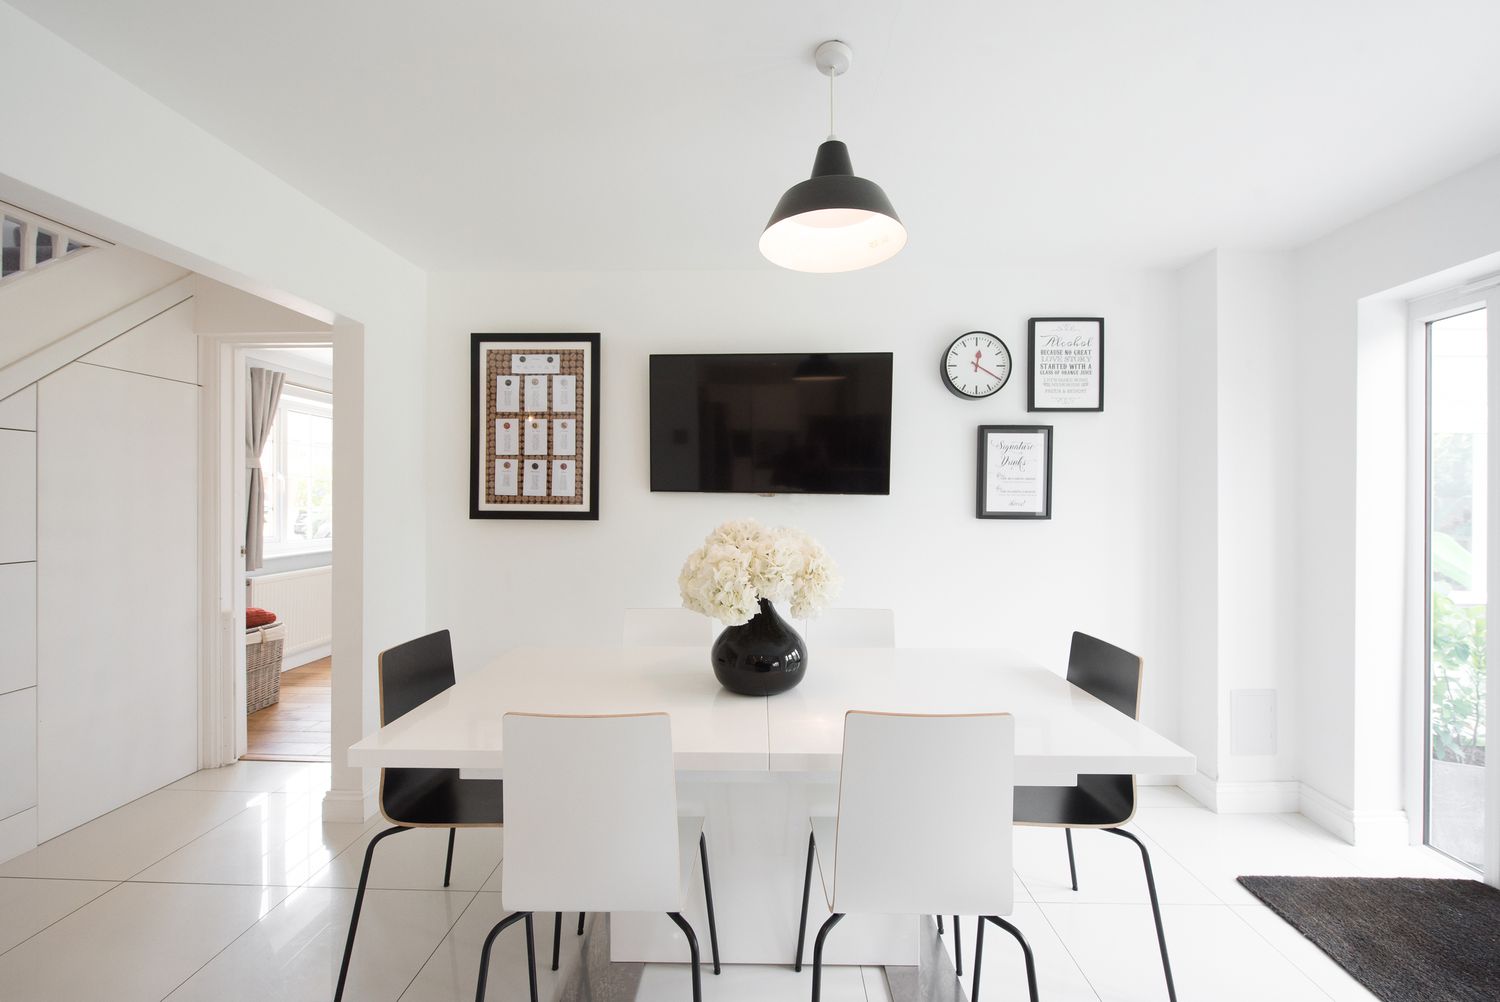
827,70,836,139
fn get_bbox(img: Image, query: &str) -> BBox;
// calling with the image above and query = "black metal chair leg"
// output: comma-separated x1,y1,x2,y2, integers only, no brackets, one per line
699,832,721,975
666,912,703,1002
577,912,585,936
953,915,962,976
794,830,815,971
334,825,408,1002
524,914,539,1002
810,913,844,1002
1065,827,1079,891
983,916,1039,1002
936,913,944,935
971,915,986,1001
1106,827,1177,1002
473,910,530,1002
443,827,457,888
551,912,562,972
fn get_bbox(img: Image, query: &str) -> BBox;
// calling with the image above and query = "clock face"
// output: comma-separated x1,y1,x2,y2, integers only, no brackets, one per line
941,331,1012,399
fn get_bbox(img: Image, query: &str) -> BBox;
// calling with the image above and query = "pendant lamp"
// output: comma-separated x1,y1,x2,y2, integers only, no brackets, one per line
759,40,906,273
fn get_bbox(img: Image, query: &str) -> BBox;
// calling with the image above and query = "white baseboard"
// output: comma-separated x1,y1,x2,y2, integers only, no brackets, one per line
321,784,376,824
0,807,37,865
282,642,331,670
1178,771,1300,813
1297,783,1410,847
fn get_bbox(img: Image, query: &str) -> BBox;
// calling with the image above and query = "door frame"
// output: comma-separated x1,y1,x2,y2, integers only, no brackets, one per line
197,332,335,768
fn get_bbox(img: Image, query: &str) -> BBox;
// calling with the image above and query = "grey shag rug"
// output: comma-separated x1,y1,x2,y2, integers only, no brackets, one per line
1237,876,1500,1002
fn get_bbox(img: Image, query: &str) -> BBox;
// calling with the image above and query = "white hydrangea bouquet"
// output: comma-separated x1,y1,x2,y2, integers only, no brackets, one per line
678,518,841,626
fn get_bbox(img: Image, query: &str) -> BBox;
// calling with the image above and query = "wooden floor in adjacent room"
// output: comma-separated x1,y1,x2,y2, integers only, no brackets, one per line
244,657,331,762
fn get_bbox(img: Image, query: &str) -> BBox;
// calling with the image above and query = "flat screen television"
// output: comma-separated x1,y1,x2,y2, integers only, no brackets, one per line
649,352,892,495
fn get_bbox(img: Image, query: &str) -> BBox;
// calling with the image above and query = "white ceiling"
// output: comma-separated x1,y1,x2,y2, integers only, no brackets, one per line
13,0,1500,271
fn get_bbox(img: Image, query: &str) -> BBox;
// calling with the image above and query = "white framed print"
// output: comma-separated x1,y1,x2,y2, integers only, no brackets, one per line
1028,317,1103,412
977,425,1053,519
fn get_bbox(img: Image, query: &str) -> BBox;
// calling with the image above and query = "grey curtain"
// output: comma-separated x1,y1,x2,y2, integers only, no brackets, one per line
246,367,285,572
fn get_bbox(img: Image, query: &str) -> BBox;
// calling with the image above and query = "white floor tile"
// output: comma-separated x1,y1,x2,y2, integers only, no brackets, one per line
1271,813,1479,879
0,881,288,1002
400,895,585,1002
308,823,503,892
1130,809,1360,904
0,789,263,881
636,959,869,1002
1041,901,1331,1002
168,760,332,795
134,791,369,887
1014,823,1219,904
945,905,1101,1002
1231,903,1379,1002
165,886,471,1002
0,876,117,955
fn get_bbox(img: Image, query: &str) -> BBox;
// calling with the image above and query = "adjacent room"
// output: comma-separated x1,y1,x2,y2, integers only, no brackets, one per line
0,2,1496,1001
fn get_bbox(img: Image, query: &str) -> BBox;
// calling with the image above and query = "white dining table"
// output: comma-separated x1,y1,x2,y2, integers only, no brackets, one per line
348,645,1194,968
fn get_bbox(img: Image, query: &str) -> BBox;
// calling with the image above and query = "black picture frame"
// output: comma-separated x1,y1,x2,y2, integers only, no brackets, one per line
1027,317,1104,412
469,332,600,520
976,425,1053,520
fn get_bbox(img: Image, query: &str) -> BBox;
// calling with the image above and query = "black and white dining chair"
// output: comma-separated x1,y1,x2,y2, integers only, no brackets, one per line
476,712,721,1002
622,607,713,646
334,629,506,1002
794,711,1038,1002
1014,631,1176,1001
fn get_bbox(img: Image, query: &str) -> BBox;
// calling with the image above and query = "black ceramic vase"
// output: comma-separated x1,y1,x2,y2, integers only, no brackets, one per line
711,599,808,696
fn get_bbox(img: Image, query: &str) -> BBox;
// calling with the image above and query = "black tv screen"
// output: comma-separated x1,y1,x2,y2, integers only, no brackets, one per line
649,352,892,495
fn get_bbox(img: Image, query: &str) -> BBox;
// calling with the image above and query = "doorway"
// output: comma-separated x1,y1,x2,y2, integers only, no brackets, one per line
1423,300,1491,869
237,345,334,762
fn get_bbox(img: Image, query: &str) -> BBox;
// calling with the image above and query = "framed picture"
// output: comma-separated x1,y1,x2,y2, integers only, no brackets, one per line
977,425,1053,519
1028,317,1103,411
470,333,600,520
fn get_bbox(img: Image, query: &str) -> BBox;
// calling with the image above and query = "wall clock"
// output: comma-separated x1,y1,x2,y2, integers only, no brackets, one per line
941,331,1012,399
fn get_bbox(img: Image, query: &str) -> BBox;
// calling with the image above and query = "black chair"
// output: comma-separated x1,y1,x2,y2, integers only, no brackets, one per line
1013,631,1177,1001
334,631,585,1000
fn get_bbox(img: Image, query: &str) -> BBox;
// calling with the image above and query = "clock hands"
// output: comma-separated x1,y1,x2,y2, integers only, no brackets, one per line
971,350,1003,382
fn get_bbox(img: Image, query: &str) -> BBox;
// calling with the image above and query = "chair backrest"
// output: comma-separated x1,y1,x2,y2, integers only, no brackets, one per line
378,629,457,726
501,713,684,913
1064,632,1142,720
831,711,1014,916
622,607,712,647
805,608,895,648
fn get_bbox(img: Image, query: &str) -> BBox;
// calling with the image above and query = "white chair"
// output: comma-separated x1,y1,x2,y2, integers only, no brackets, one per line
623,607,713,646
477,712,721,1002
793,711,1037,1002
803,607,895,647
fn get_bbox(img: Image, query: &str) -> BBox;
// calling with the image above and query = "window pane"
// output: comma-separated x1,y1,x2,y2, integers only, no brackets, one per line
2,218,19,276
34,230,53,264
1428,306,1488,869
284,407,332,546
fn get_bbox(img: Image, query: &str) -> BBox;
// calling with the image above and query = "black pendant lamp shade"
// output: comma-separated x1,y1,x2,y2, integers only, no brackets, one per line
759,41,907,273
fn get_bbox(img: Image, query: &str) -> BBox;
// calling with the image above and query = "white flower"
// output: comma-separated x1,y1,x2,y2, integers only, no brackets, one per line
679,519,840,626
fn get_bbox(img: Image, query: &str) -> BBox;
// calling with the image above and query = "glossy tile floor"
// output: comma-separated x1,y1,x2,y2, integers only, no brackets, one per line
0,765,1476,1002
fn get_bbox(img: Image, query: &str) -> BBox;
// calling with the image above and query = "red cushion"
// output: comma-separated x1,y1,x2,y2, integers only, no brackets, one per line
246,607,277,628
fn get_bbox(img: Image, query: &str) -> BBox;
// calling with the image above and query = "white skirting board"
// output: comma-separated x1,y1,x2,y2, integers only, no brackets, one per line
249,565,332,667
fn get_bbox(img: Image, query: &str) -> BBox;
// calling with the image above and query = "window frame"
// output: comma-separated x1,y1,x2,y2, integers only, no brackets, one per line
261,384,334,558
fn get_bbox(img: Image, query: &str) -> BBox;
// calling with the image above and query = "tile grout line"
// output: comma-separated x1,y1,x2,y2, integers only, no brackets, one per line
1218,900,1341,1001
155,884,308,1001
1022,897,1106,1002
0,879,126,962
395,886,490,1002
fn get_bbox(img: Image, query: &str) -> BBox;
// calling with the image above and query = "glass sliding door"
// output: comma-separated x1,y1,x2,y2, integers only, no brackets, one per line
1427,305,1489,868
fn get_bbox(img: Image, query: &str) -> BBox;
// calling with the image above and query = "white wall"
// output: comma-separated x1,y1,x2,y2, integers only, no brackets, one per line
1294,153,1500,844
426,266,1183,738
0,1,428,823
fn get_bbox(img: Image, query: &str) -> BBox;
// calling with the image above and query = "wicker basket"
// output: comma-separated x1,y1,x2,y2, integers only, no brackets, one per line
246,620,286,713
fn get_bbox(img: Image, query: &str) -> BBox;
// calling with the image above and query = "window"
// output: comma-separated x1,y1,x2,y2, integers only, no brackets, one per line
0,201,94,282
260,387,333,555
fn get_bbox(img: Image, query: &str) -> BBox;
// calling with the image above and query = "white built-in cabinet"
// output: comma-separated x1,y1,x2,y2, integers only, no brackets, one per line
1,299,199,853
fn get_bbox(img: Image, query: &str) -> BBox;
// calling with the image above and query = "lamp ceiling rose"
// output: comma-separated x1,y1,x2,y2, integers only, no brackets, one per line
814,40,852,77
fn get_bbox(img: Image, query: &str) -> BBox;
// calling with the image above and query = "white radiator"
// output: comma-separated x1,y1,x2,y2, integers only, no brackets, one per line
248,565,332,668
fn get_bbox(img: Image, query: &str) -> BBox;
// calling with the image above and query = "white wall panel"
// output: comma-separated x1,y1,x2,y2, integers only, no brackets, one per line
83,298,197,384
0,562,37,695
0,430,36,563
0,687,37,820
0,385,37,431
37,362,198,840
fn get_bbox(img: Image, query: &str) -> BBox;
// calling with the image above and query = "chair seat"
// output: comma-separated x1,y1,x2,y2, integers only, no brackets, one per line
1014,774,1133,828
382,769,504,827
